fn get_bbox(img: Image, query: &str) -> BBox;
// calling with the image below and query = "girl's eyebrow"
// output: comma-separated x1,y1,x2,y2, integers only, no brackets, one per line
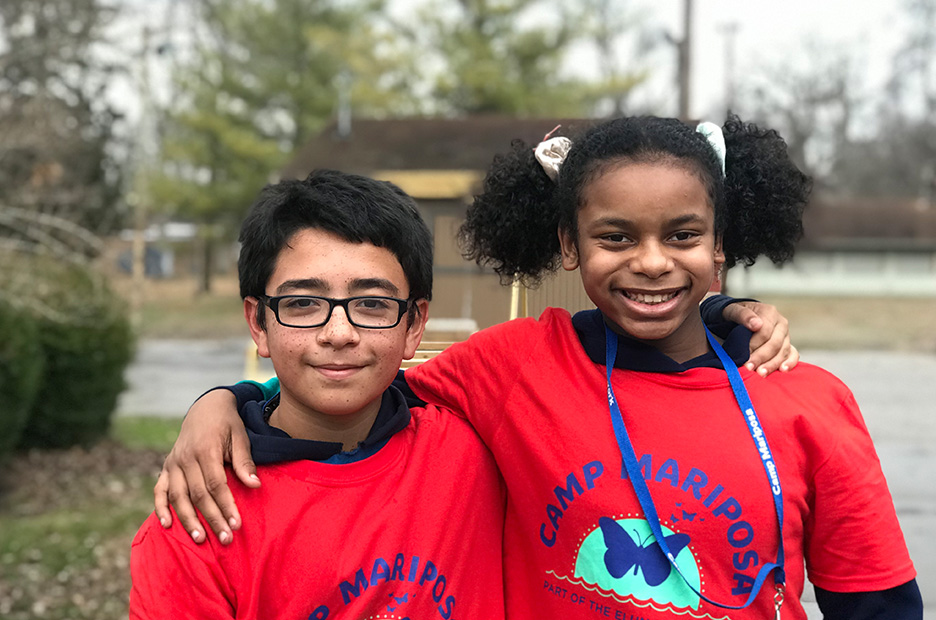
591,217,634,228
590,213,707,229
668,214,707,226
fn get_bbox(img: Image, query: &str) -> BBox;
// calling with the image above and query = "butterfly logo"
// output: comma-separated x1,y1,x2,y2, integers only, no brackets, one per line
387,592,409,612
598,517,691,587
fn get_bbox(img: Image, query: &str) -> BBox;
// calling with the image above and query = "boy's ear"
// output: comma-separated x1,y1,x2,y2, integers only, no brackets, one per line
402,298,430,360
244,297,271,358
559,226,579,271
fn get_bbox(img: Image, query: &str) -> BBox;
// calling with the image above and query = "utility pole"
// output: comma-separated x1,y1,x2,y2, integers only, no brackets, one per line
718,22,740,117
677,0,694,120
129,25,155,330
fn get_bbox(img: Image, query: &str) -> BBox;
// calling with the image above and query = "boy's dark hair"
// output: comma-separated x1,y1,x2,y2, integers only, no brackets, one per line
238,169,433,328
461,115,811,285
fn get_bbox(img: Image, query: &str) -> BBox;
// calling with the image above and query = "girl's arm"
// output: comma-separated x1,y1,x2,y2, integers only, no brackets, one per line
153,381,275,544
815,581,923,620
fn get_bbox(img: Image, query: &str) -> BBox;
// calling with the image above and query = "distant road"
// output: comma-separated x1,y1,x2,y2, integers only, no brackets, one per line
117,340,936,608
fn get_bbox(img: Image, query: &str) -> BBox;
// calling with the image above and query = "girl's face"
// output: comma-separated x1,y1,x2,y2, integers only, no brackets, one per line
559,161,725,363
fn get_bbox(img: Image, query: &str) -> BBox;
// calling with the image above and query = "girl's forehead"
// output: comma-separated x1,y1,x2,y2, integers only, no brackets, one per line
582,161,710,199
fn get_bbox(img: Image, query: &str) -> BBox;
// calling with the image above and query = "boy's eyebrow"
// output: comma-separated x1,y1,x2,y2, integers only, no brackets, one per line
274,277,401,296
275,278,328,294
348,278,401,296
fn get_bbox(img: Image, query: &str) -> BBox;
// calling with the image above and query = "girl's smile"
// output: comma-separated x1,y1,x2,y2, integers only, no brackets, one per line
560,161,725,363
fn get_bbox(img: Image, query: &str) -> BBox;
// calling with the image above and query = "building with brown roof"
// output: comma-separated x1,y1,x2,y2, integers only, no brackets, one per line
280,117,936,329
277,117,599,334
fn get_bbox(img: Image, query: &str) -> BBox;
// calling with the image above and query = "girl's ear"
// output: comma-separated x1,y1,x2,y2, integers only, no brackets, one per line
714,235,726,268
559,227,580,271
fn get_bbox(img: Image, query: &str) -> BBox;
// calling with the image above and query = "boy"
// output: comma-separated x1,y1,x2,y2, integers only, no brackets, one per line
129,170,506,619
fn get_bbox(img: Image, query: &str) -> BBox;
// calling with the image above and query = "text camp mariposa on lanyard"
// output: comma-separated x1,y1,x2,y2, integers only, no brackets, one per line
603,324,786,616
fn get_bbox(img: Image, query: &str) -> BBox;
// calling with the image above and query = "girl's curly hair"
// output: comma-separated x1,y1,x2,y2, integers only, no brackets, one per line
459,115,811,285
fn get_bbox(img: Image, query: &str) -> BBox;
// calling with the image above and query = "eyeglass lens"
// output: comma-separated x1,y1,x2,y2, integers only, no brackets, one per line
276,296,402,328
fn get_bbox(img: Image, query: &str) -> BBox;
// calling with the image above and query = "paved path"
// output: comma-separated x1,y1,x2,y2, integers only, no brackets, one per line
117,341,936,613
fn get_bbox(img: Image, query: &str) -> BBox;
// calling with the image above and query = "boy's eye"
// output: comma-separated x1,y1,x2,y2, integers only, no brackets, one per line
356,298,391,311
283,297,321,309
602,233,628,243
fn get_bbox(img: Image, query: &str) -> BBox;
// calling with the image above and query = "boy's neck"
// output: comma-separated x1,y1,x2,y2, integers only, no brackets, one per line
268,393,383,452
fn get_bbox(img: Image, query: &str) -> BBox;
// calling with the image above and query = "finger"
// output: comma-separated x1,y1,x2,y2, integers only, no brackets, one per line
751,330,792,377
723,303,764,333
230,427,261,491
197,448,241,538
780,344,799,372
154,469,173,528
745,316,788,372
165,465,207,544
185,454,234,545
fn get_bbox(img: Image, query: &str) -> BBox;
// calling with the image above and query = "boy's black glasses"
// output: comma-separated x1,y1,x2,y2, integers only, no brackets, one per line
256,295,410,329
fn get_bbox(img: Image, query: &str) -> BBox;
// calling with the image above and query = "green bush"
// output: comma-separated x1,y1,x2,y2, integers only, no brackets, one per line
18,265,135,449
0,302,44,460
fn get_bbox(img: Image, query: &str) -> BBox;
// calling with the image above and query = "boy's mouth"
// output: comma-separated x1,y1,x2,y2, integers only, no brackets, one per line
315,364,364,379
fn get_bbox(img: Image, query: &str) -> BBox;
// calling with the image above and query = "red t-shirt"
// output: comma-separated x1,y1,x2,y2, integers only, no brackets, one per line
130,405,507,620
405,308,915,620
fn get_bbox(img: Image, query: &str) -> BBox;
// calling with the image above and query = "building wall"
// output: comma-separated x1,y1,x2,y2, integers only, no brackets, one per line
726,250,936,297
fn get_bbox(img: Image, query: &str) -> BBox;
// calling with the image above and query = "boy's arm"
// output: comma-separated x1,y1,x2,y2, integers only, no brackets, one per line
701,295,799,376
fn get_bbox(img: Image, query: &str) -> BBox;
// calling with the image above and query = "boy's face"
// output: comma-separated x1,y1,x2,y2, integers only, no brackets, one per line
245,228,427,422
559,161,725,362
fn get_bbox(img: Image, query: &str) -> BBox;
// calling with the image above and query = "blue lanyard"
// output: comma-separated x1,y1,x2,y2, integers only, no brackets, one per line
604,324,785,609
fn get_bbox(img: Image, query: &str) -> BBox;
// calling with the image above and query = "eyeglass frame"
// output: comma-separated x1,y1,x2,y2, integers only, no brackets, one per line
255,294,412,329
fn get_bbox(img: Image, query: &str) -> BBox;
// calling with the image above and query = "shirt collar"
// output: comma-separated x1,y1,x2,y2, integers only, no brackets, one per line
571,308,752,372
243,386,411,465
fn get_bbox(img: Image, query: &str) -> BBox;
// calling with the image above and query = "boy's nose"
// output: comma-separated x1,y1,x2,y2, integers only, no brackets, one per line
316,306,360,346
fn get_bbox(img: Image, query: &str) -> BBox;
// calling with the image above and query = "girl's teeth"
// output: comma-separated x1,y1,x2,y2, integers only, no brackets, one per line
627,291,677,304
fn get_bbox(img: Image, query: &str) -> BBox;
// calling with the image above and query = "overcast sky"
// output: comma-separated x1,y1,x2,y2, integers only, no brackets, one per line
643,0,904,119
112,0,908,123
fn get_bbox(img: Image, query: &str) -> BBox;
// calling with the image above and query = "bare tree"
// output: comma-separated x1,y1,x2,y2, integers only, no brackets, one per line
0,0,123,322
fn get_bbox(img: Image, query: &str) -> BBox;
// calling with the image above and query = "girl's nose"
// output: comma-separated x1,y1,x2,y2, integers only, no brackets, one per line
630,241,673,278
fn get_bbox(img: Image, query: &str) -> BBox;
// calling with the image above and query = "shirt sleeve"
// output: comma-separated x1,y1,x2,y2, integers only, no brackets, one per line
804,389,917,592
700,294,758,338
129,514,235,619
403,316,540,437
815,580,923,620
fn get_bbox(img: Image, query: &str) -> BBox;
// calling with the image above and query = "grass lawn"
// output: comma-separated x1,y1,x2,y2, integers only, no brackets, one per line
0,417,182,620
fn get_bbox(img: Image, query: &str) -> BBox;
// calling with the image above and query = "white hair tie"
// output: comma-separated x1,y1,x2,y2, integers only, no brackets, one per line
696,121,726,176
534,136,572,183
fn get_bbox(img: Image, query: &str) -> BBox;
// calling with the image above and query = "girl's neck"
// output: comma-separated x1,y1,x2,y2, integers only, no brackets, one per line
605,311,712,365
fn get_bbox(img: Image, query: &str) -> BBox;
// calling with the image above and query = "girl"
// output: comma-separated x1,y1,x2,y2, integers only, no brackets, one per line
160,116,920,618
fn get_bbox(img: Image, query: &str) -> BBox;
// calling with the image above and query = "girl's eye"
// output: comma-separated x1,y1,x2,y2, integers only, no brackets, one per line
602,233,628,243
670,231,697,242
